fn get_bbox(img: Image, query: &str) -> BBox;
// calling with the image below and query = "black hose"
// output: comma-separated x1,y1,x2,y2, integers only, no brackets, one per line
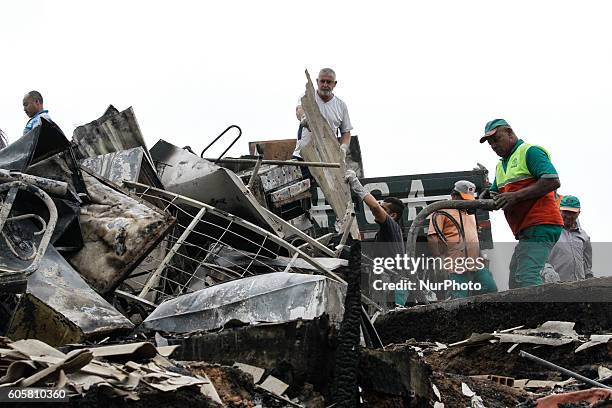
406,199,496,260
403,199,496,303
432,210,464,246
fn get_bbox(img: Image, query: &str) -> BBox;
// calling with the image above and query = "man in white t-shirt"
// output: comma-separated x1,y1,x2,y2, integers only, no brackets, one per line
292,68,353,159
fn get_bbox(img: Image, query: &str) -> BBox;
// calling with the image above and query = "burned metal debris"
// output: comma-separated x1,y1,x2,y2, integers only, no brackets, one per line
6,246,134,346
142,272,346,333
1,104,610,407
64,171,175,294
80,146,163,189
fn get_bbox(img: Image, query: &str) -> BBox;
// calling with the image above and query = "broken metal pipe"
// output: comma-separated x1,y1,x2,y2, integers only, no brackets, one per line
519,350,611,390
0,181,58,277
205,157,341,168
0,169,69,196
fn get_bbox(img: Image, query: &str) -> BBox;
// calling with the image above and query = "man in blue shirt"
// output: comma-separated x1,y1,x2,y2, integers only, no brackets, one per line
23,91,53,135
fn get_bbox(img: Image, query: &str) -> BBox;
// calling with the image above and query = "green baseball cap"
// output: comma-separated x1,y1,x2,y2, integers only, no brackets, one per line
560,195,581,212
480,119,510,143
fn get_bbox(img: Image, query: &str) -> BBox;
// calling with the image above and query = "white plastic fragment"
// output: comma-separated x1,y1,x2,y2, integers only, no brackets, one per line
461,382,475,397
432,383,441,401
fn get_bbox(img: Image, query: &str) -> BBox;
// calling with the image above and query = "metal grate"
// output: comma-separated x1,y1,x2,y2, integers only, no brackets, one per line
121,181,345,306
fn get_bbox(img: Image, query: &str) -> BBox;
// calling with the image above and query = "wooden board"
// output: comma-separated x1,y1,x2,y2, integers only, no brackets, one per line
248,139,296,160
300,70,359,239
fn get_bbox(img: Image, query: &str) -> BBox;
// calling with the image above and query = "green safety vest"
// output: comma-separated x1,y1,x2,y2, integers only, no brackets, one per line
495,143,549,190
494,142,562,236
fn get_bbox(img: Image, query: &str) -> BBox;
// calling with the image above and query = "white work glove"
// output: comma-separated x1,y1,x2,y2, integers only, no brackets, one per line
300,119,309,130
340,143,349,159
299,114,310,130
345,169,368,201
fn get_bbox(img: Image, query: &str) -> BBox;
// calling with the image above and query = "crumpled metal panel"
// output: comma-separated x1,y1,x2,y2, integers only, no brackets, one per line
0,123,85,252
49,198,83,251
150,140,283,235
142,272,346,333
64,171,175,294
150,139,220,181
27,149,175,294
0,118,70,171
72,105,152,162
80,147,164,189
7,245,134,346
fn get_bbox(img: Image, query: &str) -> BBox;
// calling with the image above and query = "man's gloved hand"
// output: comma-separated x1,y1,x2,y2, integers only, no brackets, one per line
345,169,368,201
340,143,349,158
299,115,310,131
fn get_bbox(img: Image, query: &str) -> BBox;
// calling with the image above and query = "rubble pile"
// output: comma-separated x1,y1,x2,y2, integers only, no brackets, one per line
373,313,612,406
0,106,610,407
0,336,221,404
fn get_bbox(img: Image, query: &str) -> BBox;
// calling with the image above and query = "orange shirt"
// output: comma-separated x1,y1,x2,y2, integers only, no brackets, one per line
427,209,480,262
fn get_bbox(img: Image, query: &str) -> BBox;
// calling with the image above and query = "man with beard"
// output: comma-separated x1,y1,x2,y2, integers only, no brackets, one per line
480,119,563,289
293,68,353,162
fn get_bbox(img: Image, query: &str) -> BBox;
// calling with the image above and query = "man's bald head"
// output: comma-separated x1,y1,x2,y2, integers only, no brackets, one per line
23,91,44,118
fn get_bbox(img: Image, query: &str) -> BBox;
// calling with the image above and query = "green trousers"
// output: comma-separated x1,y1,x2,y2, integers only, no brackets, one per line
449,267,498,299
509,224,563,289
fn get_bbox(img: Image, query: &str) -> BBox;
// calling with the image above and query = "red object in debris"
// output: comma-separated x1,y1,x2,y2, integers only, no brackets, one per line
535,388,612,407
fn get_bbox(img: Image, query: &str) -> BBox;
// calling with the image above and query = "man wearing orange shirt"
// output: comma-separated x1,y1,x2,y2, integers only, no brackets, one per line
427,180,498,298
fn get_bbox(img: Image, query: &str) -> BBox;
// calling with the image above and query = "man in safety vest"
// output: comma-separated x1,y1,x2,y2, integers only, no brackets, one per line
480,119,563,289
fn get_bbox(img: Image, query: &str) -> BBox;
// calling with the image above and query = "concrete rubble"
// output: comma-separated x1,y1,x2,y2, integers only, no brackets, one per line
1,105,610,407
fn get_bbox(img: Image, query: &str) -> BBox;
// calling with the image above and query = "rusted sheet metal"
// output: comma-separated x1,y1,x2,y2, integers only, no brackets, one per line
64,171,175,294
80,147,163,189
150,140,284,235
0,118,70,171
72,105,152,163
142,272,346,333
6,245,133,346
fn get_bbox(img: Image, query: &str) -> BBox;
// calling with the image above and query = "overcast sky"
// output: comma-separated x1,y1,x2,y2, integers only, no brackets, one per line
1,1,610,243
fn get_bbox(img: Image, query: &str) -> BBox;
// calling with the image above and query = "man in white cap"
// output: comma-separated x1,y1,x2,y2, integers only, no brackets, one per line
427,180,498,298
